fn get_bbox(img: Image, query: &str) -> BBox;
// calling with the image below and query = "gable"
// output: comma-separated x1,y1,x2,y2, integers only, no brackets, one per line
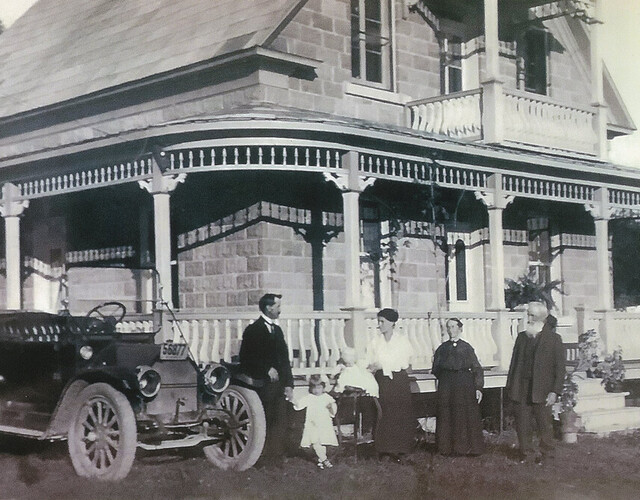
0,0,305,119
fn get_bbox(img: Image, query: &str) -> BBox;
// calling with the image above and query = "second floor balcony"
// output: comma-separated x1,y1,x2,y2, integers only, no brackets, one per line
406,87,598,156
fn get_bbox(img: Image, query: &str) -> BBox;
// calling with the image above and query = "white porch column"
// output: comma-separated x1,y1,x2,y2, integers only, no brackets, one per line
476,174,514,370
589,0,608,159
475,174,514,310
324,151,374,356
481,0,504,143
586,187,613,311
343,189,361,308
0,183,29,310
138,158,186,311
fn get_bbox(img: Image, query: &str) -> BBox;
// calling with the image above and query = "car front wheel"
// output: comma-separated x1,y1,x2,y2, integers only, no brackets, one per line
68,383,137,480
203,385,266,471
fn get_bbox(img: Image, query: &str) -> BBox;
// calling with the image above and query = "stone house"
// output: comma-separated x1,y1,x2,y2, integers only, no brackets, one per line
0,0,639,380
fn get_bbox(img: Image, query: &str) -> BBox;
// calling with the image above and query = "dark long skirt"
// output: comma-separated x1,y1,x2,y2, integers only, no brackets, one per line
374,369,414,455
435,369,484,455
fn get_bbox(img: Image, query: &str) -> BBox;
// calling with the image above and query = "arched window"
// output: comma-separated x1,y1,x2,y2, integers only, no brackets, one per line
455,239,467,301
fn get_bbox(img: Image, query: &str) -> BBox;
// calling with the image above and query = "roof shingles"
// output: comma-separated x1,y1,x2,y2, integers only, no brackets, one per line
0,0,300,118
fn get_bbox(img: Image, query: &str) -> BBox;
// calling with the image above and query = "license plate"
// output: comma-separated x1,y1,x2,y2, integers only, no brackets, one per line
160,342,189,360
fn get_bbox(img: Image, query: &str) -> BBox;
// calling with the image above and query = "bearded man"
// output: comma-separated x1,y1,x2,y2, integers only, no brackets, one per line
505,301,565,464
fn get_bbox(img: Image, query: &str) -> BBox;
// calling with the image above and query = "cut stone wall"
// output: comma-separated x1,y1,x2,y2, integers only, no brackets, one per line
559,245,601,312
178,221,319,312
394,237,447,313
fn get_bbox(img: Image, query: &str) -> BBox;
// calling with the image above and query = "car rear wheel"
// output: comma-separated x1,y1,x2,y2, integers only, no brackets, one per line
203,385,266,471
68,383,137,480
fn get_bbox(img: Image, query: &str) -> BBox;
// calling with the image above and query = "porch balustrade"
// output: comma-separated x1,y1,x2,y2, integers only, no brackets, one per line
406,88,597,155
502,89,596,154
407,90,482,140
118,310,524,376
582,310,640,360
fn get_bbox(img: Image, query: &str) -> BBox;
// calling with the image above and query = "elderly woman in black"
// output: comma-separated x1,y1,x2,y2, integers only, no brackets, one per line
367,308,415,462
432,318,485,456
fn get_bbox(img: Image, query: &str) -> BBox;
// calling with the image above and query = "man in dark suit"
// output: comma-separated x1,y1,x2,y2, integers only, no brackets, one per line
239,293,293,462
505,301,565,464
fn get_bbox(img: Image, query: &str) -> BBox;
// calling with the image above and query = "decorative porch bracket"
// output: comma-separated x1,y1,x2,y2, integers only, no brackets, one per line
0,183,30,310
138,159,186,332
324,151,375,357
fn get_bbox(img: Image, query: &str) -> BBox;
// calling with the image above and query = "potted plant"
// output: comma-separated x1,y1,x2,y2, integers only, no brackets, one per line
594,348,625,392
558,372,580,443
504,271,563,311
577,329,601,376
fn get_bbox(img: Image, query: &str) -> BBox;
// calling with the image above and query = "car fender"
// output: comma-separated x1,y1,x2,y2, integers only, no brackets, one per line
45,369,139,439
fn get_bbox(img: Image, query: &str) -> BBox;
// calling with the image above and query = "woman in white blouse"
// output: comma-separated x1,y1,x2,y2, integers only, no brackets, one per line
368,308,415,462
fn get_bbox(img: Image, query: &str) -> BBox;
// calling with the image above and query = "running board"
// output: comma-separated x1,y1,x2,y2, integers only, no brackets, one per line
0,425,45,439
138,433,215,450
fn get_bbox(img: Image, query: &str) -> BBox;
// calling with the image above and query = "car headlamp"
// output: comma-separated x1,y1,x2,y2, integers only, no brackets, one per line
136,366,161,398
79,345,93,360
202,364,230,394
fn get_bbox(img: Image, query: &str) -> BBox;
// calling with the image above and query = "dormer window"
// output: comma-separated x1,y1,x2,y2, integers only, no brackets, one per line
519,28,549,95
350,0,393,88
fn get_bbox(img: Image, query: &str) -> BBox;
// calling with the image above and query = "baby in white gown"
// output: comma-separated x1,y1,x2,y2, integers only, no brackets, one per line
334,347,379,397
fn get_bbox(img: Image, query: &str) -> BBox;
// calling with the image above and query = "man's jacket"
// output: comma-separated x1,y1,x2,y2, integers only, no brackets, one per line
505,315,565,404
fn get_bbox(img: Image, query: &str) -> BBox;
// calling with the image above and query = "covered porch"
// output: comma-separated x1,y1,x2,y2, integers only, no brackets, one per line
1,115,639,388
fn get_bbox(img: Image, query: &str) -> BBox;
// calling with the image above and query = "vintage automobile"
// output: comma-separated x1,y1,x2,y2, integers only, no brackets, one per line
0,302,266,480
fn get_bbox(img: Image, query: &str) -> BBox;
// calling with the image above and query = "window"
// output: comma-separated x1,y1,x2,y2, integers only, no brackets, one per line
454,240,467,301
351,0,392,88
519,28,548,95
440,37,463,95
527,217,551,285
361,207,383,308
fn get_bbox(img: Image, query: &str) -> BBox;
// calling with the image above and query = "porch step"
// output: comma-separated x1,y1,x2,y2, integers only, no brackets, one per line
574,377,608,397
579,407,640,434
574,392,629,412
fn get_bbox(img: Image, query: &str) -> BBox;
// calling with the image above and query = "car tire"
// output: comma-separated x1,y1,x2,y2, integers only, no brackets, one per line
68,382,137,480
203,385,266,471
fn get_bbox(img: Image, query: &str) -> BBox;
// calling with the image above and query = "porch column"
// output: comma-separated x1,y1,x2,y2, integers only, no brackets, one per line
475,174,514,310
138,157,186,311
481,0,504,143
324,151,374,356
0,183,29,310
585,187,613,311
589,0,608,159
476,174,514,370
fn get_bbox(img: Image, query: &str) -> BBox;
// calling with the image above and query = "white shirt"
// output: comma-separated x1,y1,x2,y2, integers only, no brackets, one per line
368,331,412,378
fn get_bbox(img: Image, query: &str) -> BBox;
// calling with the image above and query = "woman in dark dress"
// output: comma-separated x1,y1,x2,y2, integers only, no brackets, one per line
432,318,485,455
368,308,415,462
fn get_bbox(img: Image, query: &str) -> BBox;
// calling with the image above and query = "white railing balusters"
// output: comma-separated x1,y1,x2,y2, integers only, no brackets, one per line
199,320,210,364
223,319,232,362
297,319,307,368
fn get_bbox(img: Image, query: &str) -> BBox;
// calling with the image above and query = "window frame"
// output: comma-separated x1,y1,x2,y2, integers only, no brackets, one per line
440,36,464,95
350,0,394,90
518,27,550,96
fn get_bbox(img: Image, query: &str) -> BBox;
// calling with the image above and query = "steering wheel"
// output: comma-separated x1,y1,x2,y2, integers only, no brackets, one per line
85,301,127,333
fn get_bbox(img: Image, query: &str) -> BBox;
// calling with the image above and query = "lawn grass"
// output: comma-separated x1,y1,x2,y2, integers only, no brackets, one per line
1,430,640,499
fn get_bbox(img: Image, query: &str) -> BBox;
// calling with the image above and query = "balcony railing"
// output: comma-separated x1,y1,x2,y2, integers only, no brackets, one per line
407,87,598,156
407,89,483,140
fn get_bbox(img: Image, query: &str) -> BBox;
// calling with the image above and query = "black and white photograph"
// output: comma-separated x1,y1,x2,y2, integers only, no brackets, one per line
0,0,639,498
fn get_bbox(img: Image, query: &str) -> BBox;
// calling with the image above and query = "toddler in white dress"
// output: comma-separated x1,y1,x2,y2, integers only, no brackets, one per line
293,375,338,469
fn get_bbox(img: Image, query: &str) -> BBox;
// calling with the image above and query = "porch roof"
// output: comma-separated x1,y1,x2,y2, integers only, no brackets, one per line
0,0,304,119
